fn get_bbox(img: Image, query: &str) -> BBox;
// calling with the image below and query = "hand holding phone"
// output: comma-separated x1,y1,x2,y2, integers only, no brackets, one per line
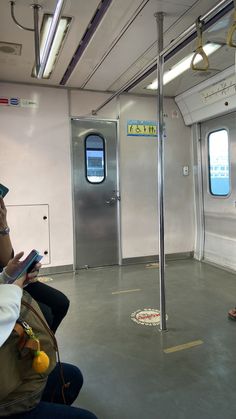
0,183,9,198
4,250,43,283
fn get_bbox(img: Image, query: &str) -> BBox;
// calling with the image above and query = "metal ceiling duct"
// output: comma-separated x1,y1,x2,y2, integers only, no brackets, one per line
60,0,113,86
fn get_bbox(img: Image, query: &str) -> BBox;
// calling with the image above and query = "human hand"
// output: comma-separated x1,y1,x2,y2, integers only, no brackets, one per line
0,197,8,230
5,252,41,288
24,262,42,285
14,263,42,288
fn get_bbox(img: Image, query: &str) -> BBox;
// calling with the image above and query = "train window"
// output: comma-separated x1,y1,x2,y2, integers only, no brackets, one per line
85,134,105,183
208,129,230,196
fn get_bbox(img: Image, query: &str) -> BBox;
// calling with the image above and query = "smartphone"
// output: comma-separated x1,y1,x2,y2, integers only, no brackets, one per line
6,250,43,283
0,183,9,198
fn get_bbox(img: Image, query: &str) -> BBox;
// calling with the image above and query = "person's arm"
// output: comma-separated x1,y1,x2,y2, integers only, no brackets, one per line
0,284,22,347
0,197,13,268
0,254,42,347
0,252,41,285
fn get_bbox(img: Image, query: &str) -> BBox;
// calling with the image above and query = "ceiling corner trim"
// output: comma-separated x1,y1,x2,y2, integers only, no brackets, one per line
60,0,113,86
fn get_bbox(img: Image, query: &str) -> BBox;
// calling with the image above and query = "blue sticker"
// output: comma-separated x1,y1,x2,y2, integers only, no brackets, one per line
10,97,19,106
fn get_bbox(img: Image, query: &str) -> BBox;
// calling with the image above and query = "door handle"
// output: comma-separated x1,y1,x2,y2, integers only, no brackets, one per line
105,195,121,205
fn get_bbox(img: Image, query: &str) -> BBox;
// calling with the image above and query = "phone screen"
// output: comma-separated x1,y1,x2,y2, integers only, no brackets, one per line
6,250,43,282
0,184,9,198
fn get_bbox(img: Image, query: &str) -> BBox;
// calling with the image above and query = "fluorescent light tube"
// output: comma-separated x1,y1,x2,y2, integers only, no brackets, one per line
42,17,68,78
32,14,71,79
146,43,222,90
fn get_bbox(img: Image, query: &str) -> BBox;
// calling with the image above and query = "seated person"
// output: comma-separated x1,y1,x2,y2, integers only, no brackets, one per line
0,196,69,333
0,253,98,419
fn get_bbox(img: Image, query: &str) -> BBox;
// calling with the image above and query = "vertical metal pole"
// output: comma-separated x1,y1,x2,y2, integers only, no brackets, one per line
155,12,167,331
33,5,41,76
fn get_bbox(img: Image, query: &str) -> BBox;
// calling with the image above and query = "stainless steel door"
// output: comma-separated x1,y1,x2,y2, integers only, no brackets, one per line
201,112,236,270
71,119,120,269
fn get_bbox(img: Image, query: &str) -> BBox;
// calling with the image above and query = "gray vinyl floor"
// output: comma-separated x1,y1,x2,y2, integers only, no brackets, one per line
45,259,236,419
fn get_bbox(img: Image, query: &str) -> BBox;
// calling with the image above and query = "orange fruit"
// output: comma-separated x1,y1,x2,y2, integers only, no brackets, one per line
32,351,50,373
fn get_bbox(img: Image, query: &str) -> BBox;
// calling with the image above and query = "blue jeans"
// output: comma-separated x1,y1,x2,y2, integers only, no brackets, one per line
4,363,98,419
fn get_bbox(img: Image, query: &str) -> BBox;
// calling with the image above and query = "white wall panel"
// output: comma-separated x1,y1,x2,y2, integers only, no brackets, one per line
204,232,236,271
0,84,194,268
119,94,194,258
6,205,50,265
70,90,118,119
0,83,73,267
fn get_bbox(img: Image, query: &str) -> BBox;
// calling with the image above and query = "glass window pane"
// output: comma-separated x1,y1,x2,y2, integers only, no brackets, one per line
85,134,105,183
208,129,230,196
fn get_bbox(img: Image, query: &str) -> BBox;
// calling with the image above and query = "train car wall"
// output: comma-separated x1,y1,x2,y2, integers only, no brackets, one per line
0,83,73,271
0,82,193,270
119,94,194,259
70,90,194,260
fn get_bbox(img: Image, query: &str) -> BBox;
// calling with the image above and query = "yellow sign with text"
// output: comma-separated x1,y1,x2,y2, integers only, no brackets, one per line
127,120,158,137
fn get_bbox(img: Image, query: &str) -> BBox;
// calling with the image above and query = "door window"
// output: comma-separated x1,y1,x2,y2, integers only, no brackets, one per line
85,134,105,183
208,129,230,196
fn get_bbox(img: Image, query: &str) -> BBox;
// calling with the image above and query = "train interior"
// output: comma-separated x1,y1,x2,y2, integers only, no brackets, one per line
1,0,236,417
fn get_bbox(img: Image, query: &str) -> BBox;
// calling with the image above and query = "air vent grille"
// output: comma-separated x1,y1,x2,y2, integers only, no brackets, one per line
0,42,22,55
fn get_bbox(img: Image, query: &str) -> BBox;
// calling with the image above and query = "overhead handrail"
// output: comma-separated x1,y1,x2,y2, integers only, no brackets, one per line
10,0,66,78
10,1,41,76
190,17,209,71
226,0,236,47
10,1,35,31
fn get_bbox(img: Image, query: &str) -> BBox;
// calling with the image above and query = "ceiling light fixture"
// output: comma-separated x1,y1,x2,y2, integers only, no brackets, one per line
146,42,222,90
11,0,69,79
37,0,66,78
32,13,71,79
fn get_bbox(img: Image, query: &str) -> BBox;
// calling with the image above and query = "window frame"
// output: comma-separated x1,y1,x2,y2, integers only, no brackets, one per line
84,133,106,184
207,128,231,198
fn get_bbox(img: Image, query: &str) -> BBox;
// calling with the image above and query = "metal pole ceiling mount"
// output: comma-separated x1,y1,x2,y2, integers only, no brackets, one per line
10,0,66,79
10,0,41,75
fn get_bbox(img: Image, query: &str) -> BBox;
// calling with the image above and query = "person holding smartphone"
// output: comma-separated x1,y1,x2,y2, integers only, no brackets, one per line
0,255,98,419
0,194,69,333
0,251,42,346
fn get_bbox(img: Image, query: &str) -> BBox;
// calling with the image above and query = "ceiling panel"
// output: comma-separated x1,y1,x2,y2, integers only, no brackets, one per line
0,0,234,101
131,46,235,97
82,0,196,91
66,0,143,87
108,0,226,94
129,9,235,97
0,0,101,85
